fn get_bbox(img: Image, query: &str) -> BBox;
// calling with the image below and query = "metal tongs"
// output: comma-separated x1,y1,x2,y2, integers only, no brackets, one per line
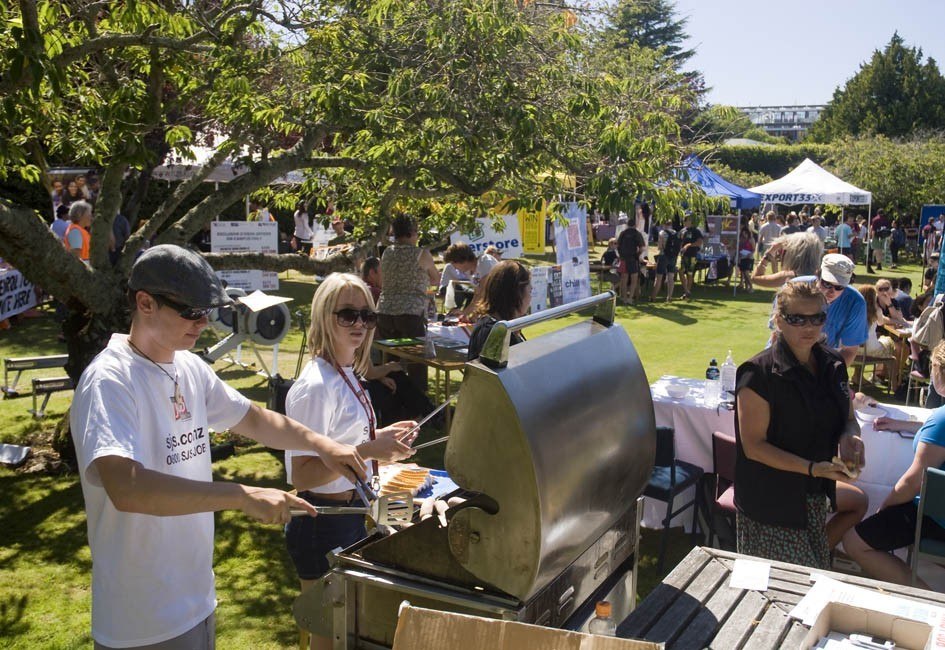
291,476,414,528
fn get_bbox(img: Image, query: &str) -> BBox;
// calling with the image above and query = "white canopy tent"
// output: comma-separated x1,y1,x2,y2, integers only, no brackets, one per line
748,158,871,207
151,145,306,186
749,158,874,255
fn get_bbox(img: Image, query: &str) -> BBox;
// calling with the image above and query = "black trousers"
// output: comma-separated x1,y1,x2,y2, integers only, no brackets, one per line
377,313,428,392
365,372,436,427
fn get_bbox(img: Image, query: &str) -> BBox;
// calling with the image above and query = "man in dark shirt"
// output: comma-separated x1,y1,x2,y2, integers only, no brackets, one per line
780,212,803,235
678,216,703,300
616,223,645,305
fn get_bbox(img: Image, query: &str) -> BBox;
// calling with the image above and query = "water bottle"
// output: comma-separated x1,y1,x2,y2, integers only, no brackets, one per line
720,350,737,396
588,601,616,637
423,331,436,359
704,359,721,407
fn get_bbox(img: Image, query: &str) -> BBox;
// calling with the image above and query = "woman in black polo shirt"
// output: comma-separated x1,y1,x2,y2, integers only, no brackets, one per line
735,282,865,568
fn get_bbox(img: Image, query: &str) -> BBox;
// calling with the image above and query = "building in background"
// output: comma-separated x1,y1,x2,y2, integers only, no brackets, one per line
737,105,826,141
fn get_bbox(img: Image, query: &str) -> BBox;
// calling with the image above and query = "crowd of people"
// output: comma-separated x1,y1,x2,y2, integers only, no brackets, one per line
727,211,945,589
29,189,945,648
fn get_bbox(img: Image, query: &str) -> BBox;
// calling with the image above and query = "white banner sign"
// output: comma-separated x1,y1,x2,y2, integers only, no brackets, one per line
0,269,38,320
449,217,524,258
553,202,591,304
217,270,279,292
210,221,278,290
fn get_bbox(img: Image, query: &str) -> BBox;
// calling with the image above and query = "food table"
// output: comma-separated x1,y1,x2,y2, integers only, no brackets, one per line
618,546,945,648
647,375,930,532
373,332,467,429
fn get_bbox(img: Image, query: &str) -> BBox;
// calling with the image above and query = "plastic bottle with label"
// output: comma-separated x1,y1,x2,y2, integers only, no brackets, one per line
704,359,721,407
588,601,616,637
720,350,737,396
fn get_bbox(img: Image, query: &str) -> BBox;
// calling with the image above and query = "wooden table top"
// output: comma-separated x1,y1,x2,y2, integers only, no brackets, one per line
372,341,467,370
618,546,945,648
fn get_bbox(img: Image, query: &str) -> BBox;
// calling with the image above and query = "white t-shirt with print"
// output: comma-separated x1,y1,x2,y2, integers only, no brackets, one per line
285,357,373,492
71,333,251,648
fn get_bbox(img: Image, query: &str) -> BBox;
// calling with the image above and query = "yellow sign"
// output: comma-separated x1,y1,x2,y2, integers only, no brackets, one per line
518,202,547,254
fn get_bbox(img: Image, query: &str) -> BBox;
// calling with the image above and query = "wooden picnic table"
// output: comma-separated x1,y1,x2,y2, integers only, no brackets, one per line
372,340,466,429
617,546,945,648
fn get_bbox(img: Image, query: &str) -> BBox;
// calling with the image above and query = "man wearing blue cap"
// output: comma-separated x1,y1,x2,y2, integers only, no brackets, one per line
71,244,369,649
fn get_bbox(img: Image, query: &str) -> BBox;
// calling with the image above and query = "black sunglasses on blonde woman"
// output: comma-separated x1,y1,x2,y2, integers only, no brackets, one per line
334,308,378,328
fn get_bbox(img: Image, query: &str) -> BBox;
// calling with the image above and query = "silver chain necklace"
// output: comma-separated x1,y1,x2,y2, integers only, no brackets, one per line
127,338,182,404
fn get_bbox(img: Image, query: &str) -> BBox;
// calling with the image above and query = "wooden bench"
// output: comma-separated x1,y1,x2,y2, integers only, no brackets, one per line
3,354,69,397
30,376,74,419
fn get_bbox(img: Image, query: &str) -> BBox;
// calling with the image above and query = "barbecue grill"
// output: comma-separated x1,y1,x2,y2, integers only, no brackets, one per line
294,292,656,648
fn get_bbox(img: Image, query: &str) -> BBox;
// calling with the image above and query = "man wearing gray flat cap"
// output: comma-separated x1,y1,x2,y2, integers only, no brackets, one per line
71,244,367,649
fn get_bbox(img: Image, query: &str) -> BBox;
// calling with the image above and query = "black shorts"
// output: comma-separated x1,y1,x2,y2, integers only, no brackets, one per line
738,257,754,272
854,500,945,552
680,253,699,274
655,254,677,275
285,492,367,579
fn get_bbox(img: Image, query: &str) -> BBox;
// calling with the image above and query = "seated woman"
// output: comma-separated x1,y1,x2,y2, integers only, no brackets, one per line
466,261,531,361
284,273,418,650
853,284,898,385
843,339,945,588
439,242,477,309
735,281,865,568
875,277,910,326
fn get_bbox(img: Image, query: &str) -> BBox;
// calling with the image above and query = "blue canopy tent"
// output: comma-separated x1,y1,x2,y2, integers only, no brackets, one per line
676,155,760,296
680,154,761,211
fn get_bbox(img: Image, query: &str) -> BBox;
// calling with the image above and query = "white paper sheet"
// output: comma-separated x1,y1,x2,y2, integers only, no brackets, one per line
729,558,770,591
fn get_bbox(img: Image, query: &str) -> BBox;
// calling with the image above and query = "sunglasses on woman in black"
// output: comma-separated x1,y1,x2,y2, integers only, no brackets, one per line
780,312,827,327
334,308,378,328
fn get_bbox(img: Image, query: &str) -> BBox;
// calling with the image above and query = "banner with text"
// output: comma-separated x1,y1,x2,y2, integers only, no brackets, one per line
0,269,38,320
518,202,547,255
450,217,523,259
528,265,563,314
211,221,279,291
553,202,591,304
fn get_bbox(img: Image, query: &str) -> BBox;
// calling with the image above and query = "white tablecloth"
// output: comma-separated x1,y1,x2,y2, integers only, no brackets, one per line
645,375,930,531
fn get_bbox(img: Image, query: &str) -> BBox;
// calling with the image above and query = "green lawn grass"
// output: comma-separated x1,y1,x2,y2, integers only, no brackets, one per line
0,253,927,648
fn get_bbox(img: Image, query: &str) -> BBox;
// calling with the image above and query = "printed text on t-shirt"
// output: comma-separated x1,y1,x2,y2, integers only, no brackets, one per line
165,427,207,466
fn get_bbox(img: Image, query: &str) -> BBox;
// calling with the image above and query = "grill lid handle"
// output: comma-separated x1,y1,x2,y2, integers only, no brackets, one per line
479,291,616,369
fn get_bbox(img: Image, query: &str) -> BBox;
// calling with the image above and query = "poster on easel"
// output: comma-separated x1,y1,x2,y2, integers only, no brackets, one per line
704,214,741,293
553,202,591,304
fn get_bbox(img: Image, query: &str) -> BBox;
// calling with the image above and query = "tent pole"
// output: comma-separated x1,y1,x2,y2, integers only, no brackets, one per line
733,211,740,297
865,200,872,272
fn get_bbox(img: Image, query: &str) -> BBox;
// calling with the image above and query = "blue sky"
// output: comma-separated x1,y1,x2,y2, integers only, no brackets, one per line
672,0,945,107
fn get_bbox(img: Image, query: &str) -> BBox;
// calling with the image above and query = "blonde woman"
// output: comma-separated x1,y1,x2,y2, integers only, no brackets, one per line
735,281,864,568
751,232,824,289
285,273,417,649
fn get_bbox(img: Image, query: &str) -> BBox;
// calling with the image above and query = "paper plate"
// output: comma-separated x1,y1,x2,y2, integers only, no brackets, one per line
856,406,886,422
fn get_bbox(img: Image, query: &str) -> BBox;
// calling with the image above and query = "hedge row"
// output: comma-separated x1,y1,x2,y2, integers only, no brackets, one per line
698,143,835,178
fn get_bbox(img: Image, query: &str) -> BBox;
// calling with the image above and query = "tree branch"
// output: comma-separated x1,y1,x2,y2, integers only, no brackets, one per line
203,251,356,275
90,162,127,271
0,203,118,313
120,136,245,275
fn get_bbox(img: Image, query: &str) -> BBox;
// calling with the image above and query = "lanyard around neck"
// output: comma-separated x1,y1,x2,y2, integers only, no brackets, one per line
334,362,378,477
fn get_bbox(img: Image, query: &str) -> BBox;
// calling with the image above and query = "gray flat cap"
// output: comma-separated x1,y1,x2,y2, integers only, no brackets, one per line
128,244,231,308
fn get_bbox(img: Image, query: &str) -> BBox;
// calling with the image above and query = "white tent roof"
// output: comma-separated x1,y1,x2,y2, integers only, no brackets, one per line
151,145,306,185
748,158,871,206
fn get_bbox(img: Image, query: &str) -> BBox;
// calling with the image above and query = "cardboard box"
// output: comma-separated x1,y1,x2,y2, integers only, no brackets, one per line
802,602,933,650
393,605,663,650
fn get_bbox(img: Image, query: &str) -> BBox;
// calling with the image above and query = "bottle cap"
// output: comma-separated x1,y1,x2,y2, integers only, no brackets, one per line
595,601,612,617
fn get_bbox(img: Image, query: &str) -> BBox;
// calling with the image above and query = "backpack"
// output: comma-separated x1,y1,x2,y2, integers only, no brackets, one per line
912,299,945,349
663,229,681,259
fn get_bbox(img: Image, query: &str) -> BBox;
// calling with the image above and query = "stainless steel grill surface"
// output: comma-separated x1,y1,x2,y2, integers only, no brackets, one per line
294,292,656,649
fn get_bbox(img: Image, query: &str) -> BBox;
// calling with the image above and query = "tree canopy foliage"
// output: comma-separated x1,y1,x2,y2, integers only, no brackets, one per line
809,33,945,141
0,0,707,381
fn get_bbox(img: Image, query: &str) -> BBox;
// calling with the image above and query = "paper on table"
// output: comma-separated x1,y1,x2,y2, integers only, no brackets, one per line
729,558,770,591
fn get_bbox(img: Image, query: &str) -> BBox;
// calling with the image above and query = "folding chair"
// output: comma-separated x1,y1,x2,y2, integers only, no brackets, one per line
849,345,897,395
705,431,737,550
910,466,945,586
644,425,704,573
